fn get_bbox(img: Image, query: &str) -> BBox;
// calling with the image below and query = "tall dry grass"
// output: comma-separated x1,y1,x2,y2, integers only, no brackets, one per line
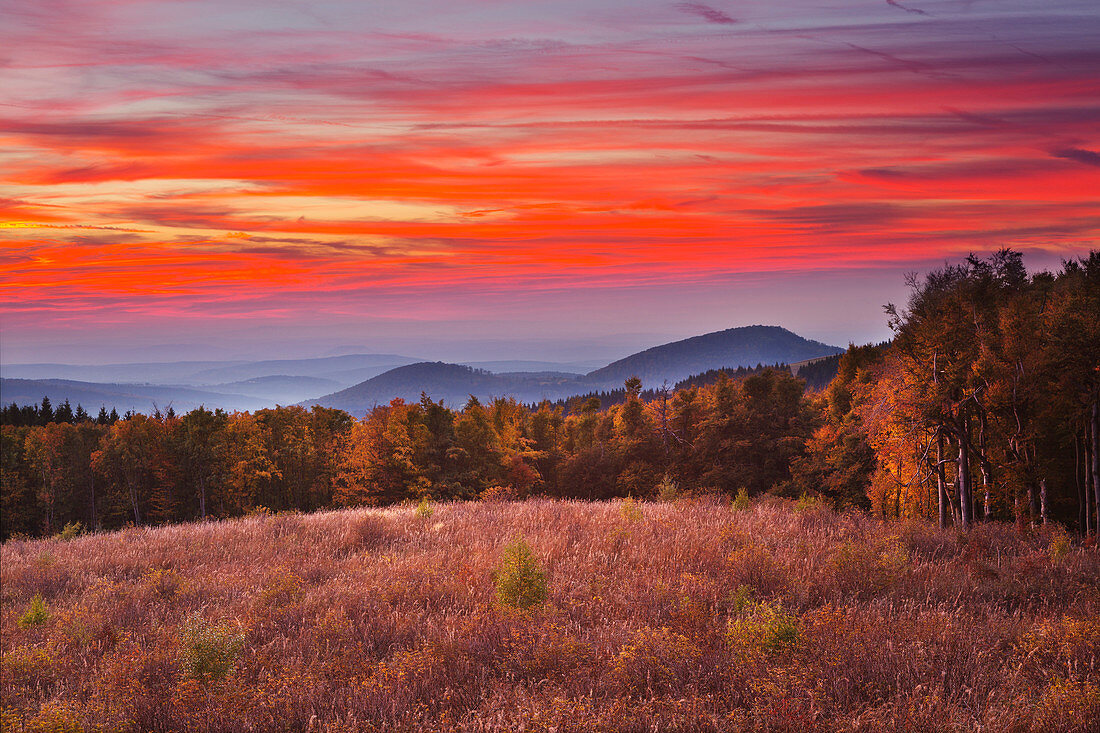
2,498,1098,732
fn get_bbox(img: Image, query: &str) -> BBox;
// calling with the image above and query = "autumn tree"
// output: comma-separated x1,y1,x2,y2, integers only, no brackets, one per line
92,414,168,526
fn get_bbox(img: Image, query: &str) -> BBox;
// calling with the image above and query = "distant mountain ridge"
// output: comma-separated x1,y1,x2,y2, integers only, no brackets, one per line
4,326,842,416
0,378,270,414
1,353,422,386
306,326,842,413
584,325,842,387
310,363,583,412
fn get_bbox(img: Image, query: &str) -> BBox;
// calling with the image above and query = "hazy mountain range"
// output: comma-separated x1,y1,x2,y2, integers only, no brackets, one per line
2,325,842,415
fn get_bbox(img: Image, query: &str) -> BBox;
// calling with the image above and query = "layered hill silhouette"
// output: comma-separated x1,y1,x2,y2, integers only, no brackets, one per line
1,353,422,413
5,326,841,415
0,378,270,414
584,325,841,387
306,325,842,412
306,363,584,412
1,353,422,387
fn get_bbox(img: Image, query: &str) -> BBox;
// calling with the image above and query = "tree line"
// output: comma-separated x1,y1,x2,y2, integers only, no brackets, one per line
2,398,121,428
0,367,813,539
1,250,1096,540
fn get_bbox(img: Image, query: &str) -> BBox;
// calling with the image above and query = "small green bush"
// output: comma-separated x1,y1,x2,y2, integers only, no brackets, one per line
656,474,680,501
726,599,800,655
620,496,643,522
731,487,751,511
145,568,184,599
18,594,50,628
415,497,434,520
762,609,799,650
494,538,549,609
57,521,83,541
1049,529,1072,562
794,493,824,512
729,584,755,614
180,615,246,683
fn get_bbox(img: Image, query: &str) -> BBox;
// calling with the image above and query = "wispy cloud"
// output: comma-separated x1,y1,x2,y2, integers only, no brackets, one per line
1052,147,1100,167
675,2,738,25
885,0,929,17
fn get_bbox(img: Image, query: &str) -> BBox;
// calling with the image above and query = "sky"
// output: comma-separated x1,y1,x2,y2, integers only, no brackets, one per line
2,0,1098,364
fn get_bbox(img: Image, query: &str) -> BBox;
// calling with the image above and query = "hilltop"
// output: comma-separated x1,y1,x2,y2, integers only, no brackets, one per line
309,362,584,411
585,325,842,387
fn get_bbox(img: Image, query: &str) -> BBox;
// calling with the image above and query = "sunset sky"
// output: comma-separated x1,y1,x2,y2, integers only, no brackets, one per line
2,0,1098,364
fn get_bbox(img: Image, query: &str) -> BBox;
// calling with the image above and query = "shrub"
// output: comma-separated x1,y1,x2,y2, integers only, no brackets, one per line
1,646,57,690
794,493,824,512
144,568,183,599
480,485,520,502
180,615,246,683
1032,677,1100,732
502,622,592,681
729,584,755,614
656,474,680,501
620,496,643,522
1048,528,1072,562
612,626,701,694
257,570,304,609
415,498,434,520
494,537,549,609
731,487,751,511
10,702,85,733
828,540,903,598
57,521,83,541
726,600,800,657
725,543,785,596
761,609,799,650
18,593,50,628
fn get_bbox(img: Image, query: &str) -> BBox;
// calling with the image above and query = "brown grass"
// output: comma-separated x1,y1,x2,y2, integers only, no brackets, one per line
2,498,1098,732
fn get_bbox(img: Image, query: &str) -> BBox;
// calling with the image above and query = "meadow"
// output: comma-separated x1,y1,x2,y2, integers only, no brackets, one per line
2,498,1098,732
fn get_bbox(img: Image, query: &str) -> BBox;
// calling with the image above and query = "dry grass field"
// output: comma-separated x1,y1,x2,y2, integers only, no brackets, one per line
2,498,1098,732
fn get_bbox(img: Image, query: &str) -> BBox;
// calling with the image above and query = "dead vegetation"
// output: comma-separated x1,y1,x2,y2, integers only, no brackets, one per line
2,498,1098,732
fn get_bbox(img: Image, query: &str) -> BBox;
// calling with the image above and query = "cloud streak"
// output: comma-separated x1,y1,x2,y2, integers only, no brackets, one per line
675,2,738,25
1052,147,1100,167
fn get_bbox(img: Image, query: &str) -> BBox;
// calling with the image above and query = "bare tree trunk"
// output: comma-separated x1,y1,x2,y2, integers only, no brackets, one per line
89,472,97,532
40,467,53,535
1092,402,1100,537
1087,431,1096,536
990,473,998,519
1027,483,1037,527
659,382,671,458
937,432,948,529
199,475,206,520
979,413,992,521
957,415,973,530
1040,478,1048,526
128,478,142,526
1077,434,1087,535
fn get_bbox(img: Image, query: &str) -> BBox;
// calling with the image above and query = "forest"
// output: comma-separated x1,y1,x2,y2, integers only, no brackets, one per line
2,250,1098,540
